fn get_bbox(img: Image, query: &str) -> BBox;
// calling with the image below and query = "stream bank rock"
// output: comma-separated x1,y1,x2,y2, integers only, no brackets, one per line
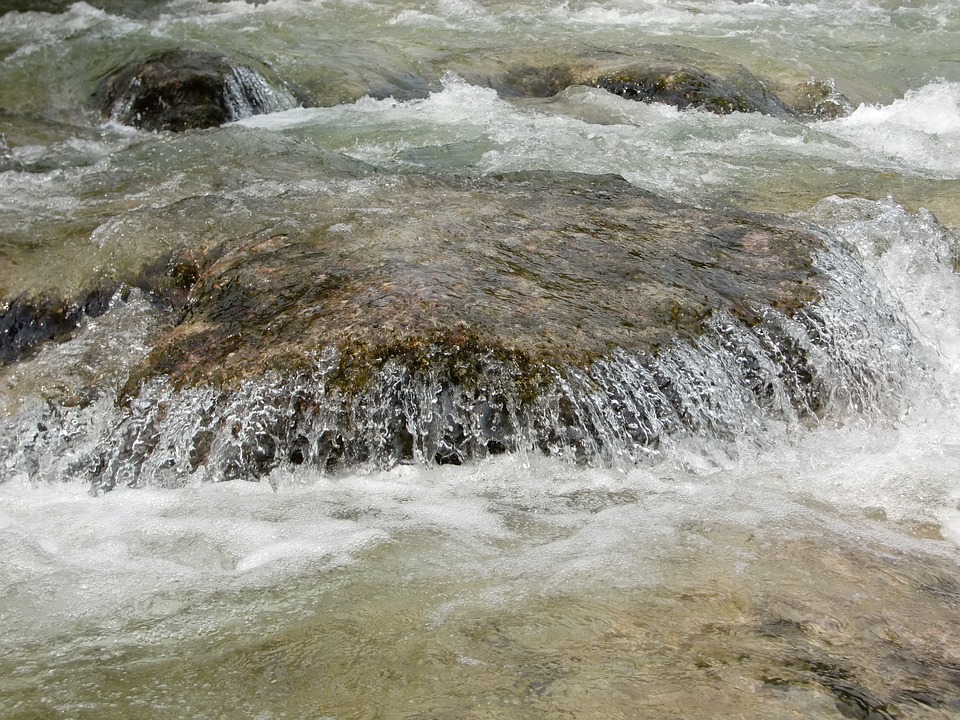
95,49,311,131
68,170,906,490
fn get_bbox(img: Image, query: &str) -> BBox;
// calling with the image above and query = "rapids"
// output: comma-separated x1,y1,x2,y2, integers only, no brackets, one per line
2,0,960,718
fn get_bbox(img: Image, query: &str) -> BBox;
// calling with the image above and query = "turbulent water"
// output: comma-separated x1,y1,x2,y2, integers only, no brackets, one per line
3,0,960,718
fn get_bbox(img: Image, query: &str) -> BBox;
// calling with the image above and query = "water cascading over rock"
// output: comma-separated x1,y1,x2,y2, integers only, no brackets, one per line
94,49,311,132
0,171,915,490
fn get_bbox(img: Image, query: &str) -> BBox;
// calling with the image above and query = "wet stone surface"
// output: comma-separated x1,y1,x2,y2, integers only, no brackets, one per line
590,64,791,116
135,171,824,389
2,171,911,486
453,47,806,118
0,252,199,366
81,171,862,486
94,49,310,132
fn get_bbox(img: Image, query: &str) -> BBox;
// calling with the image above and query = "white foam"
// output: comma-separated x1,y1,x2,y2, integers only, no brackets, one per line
0,478,389,643
233,78,960,202
795,197,960,527
820,82,960,177
0,1,142,57
805,196,960,386
7,400,956,645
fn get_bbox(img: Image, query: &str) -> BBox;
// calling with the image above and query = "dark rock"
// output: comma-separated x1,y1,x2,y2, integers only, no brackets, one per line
0,251,202,366
1,293,90,365
592,64,791,116
456,47,794,117
492,64,579,99
772,658,897,720
94,49,310,132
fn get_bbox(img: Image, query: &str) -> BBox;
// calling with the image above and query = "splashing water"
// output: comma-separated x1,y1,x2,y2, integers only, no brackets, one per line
3,0,960,716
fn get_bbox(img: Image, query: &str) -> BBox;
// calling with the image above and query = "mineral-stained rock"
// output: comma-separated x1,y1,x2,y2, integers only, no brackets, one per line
94,49,311,132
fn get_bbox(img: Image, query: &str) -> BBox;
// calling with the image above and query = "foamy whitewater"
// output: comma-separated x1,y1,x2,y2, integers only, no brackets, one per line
2,0,960,717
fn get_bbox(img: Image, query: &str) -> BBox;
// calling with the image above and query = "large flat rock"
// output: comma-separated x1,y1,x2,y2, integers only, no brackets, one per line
4,170,900,489
136,172,822,391
52,170,848,488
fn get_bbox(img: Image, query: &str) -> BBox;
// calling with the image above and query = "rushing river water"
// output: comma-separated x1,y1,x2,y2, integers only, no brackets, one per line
3,0,960,718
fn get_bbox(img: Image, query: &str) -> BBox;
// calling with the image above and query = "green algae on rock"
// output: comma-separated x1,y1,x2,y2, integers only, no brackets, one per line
75,171,856,489
1,169,913,489
134,172,823,390
782,79,855,120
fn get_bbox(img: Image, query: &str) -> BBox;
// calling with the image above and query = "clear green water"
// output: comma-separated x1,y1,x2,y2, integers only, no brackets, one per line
2,0,960,717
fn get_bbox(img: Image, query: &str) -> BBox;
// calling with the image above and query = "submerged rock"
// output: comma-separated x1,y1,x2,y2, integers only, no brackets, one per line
94,49,311,132
785,78,854,120
311,44,837,119
0,291,109,365
0,172,914,489
69,170,909,490
0,252,200,366
456,48,795,117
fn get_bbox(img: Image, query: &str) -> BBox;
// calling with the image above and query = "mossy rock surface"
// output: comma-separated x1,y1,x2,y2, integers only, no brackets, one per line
784,78,854,120
2,170,843,484
131,171,823,392
46,170,834,485
590,64,788,115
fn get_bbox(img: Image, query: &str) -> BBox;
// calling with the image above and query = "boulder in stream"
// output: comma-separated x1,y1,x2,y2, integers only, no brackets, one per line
590,64,791,116
455,47,796,117
94,49,311,132
784,78,854,120
75,172,908,489
0,172,911,489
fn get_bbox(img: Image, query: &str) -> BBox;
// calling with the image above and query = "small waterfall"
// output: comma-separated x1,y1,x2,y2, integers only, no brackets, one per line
0,225,919,491
98,50,305,131
222,65,300,121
